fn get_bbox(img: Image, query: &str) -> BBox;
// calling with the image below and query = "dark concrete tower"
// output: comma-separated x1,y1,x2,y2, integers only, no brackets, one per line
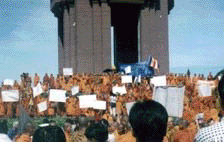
50,0,174,74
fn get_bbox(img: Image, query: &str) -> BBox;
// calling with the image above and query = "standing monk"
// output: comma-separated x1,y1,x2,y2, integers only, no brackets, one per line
49,74,55,89
33,73,40,87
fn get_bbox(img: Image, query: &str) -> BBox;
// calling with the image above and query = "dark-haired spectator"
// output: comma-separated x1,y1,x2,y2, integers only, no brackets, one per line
85,122,108,142
129,100,168,142
0,120,11,142
33,126,66,142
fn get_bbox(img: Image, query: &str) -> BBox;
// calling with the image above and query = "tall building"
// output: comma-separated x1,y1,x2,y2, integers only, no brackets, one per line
50,0,174,74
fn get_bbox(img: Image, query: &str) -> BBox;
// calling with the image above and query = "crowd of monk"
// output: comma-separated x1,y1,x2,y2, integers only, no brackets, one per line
0,72,220,142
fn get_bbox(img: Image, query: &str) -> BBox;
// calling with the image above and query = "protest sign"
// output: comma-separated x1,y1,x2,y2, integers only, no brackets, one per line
72,86,79,95
2,90,19,102
153,86,185,117
33,83,43,98
78,95,97,108
112,85,127,95
3,79,14,86
125,66,131,74
49,89,67,103
93,100,106,110
150,75,167,86
121,75,132,84
37,101,48,112
134,75,141,83
63,68,73,76
197,80,215,97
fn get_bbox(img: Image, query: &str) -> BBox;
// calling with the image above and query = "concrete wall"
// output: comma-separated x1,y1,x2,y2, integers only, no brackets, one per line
140,0,169,74
53,0,171,75
57,0,111,74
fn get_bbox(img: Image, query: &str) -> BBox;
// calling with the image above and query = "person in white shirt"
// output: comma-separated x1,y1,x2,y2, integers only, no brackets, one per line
110,93,117,118
0,133,12,142
195,75,224,142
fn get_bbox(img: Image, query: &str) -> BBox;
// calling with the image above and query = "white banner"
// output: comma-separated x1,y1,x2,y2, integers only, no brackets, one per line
3,79,14,86
63,68,73,76
197,80,215,97
153,86,185,117
125,66,131,74
93,100,106,110
37,101,48,112
151,75,167,86
2,90,19,102
121,75,132,84
78,95,97,108
134,75,141,83
126,102,136,115
112,85,127,95
33,83,43,98
49,89,67,103
72,86,79,95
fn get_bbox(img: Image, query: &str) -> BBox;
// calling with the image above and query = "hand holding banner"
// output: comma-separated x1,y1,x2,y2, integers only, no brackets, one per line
151,75,167,86
33,83,43,98
121,75,132,84
72,86,79,95
63,68,73,76
3,79,14,86
49,89,67,103
2,90,19,102
37,101,48,112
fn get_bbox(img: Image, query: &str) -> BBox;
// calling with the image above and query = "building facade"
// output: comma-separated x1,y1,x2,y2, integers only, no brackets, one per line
50,0,174,74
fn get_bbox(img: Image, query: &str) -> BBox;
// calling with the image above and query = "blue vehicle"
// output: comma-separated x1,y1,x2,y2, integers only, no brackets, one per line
119,56,155,77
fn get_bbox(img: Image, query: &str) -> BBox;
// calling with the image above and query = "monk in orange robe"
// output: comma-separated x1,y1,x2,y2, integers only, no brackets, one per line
33,73,40,87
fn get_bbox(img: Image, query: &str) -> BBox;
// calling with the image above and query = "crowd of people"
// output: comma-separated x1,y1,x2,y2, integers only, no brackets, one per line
0,71,222,142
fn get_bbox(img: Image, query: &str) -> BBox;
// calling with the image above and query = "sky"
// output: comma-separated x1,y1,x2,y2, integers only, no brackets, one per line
0,0,223,81
169,0,224,74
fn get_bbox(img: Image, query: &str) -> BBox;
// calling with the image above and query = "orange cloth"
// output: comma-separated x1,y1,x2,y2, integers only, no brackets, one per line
16,134,31,142
116,131,136,142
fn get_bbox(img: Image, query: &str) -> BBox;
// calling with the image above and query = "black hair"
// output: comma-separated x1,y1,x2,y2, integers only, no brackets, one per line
32,126,66,142
218,75,224,107
0,120,8,134
43,118,49,124
100,119,109,128
85,123,108,142
129,100,168,142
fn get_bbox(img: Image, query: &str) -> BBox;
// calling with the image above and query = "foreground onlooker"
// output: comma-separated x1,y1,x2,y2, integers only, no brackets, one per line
195,75,224,141
129,100,168,142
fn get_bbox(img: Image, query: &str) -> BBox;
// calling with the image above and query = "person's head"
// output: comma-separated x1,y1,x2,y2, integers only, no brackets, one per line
24,122,35,135
64,122,72,133
218,75,224,108
85,123,108,142
129,100,168,142
33,126,66,142
43,118,49,124
99,119,109,129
